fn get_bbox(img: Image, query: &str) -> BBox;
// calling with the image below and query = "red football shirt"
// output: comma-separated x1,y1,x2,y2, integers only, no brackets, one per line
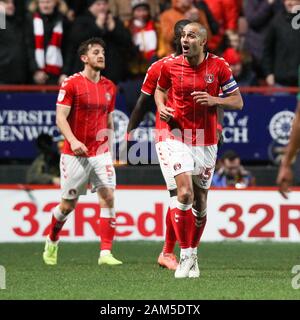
141,55,174,142
157,53,239,146
56,72,116,157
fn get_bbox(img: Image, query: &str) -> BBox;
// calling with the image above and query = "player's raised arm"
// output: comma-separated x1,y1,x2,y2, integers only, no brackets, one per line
56,106,88,156
277,101,300,198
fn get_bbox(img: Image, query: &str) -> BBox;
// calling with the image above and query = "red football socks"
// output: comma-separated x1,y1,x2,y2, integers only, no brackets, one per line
162,207,177,254
172,201,193,249
99,208,116,251
190,208,207,249
49,206,68,242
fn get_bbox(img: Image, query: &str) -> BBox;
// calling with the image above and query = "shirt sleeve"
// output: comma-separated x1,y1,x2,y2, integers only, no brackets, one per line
108,83,117,113
141,62,161,96
157,62,172,91
219,59,239,95
56,79,74,108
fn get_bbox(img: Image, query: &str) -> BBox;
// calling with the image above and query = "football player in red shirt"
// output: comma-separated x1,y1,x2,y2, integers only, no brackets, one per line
155,22,243,278
43,38,122,266
127,19,191,271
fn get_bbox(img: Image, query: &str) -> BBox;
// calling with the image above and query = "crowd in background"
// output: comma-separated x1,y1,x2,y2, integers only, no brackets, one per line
0,0,300,87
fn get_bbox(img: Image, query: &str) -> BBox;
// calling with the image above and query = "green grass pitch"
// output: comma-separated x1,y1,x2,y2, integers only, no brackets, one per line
0,241,300,300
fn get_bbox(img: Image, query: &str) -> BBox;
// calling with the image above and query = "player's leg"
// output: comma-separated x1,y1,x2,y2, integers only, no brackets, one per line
43,154,89,265
166,139,195,277
89,152,122,265
97,187,122,265
188,144,217,277
188,184,208,278
173,171,195,278
43,199,78,265
191,185,208,253
155,141,178,270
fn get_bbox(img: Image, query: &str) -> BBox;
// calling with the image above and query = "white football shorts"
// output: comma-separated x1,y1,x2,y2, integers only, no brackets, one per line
155,141,177,191
165,138,217,189
60,152,116,200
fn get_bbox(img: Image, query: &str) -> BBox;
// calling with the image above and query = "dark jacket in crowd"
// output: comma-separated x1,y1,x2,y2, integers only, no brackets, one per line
0,15,28,84
25,8,71,84
262,10,300,86
63,10,133,84
245,0,283,62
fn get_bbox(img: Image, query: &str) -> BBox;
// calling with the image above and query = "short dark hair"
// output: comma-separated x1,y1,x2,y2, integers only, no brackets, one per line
173,19,191,54
78,38,106,57
221,150,240,162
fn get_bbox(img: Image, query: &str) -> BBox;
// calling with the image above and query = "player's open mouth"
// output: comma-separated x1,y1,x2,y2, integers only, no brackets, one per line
182,45,190,54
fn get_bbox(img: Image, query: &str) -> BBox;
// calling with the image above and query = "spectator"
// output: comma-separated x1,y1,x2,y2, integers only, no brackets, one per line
262,0,300,87
0,0,28,84
108,0,161,22
25,0,71,85
158,0,211,57
245,0,283,80
26,133,60,185
126,0,158,75
62,0,133,84
65,0,89,19
194,0,219,36
223,47,257,86
212,150,255,188
203,0,240,53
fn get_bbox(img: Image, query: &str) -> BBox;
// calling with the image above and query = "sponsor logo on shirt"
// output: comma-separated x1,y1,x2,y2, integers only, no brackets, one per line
105,93,112,102
58,90,66,102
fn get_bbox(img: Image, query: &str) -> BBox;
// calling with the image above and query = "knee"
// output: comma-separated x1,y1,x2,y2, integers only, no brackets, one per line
194,191,208,211
101,191,114,208
60,200,76,215
178,187,193,204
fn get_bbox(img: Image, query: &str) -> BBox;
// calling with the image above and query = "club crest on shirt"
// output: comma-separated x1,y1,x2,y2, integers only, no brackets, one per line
105,92,112,101
204,74,214,84
58,90,66,102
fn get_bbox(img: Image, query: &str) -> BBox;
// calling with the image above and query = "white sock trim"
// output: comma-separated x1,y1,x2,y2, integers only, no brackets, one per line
53,205,68,222
101,207,115,218
180,248,192,258
47,235,59,245
176,200,192,211
100,250,111,257
191,247,197,255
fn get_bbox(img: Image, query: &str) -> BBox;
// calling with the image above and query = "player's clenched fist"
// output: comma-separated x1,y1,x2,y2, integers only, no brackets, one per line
70,139,88,156
159,105,175,122
191,91,217,106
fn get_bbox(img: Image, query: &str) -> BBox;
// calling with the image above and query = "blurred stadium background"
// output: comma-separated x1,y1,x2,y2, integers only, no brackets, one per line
0,0,300,299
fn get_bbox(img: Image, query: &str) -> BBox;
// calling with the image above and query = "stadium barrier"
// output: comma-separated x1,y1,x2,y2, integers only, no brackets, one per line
0,185,299,242
0,85,299,162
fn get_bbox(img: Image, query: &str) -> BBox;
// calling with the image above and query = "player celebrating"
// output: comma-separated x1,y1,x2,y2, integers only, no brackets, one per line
155,22,243,278
43,38,122,266
127,19,191,271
